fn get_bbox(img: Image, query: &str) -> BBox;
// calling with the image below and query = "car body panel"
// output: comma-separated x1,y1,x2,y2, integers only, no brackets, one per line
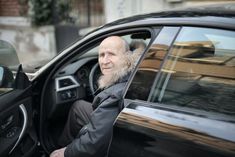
109,101,235,157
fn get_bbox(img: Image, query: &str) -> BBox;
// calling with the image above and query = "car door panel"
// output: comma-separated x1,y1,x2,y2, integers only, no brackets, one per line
0,86,37,157
110,101,235,157
0,88,31,113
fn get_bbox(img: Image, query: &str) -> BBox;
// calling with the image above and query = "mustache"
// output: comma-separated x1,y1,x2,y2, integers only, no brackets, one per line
100,65,112,68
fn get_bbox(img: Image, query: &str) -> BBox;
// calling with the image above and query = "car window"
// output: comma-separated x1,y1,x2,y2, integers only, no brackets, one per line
149,27,235,116
125,27,180,101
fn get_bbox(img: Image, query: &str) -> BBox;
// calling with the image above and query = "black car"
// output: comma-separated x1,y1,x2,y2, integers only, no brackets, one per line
0,4,235,157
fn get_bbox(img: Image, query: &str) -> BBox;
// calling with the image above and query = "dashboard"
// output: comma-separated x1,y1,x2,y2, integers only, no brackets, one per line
46,56,100,118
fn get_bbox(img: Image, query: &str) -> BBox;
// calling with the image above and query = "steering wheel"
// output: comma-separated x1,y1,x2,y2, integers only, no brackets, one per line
89,63,101,96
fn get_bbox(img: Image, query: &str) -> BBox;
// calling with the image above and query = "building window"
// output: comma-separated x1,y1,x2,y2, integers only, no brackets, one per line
70,0,105,27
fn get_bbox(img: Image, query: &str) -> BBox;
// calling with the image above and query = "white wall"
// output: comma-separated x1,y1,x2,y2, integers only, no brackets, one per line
0,22,56,67
104,0,174,23
104,0,235,23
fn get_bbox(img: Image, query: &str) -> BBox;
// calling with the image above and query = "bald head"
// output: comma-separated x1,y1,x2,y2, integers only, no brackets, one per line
99,36,129,54
98,36,130,75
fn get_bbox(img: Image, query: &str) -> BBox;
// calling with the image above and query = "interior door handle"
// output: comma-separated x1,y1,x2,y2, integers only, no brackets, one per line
9,104,28,154
1,115,14,130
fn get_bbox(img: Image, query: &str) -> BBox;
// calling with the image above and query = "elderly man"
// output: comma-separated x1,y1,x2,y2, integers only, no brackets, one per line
50,36,137,157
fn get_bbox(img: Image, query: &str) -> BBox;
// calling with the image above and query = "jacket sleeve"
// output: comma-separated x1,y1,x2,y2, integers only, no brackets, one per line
64,96,120,157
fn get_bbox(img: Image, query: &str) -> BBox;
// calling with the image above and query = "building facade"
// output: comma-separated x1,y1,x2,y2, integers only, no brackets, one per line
0,0,234,68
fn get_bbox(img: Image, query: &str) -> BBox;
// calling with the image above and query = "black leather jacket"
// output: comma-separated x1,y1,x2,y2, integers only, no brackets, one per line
64,75,129,157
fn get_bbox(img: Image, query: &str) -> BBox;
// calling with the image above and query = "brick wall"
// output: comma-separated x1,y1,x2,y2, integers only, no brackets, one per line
0,0,28,16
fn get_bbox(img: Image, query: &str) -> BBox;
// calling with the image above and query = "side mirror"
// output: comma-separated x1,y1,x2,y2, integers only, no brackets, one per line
0,40,19,69
0,66,14,88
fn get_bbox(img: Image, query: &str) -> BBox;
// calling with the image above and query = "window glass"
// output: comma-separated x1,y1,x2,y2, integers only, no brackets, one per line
125,27,180,101
149,27,235,116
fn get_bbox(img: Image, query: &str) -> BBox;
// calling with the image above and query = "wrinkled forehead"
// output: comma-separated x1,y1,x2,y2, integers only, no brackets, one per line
99,37,126,53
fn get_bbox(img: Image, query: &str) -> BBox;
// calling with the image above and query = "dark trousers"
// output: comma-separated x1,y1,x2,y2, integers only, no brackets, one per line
58,100,93,146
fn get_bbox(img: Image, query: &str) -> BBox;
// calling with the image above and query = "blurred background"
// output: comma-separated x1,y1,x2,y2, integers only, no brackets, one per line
0,0,234,71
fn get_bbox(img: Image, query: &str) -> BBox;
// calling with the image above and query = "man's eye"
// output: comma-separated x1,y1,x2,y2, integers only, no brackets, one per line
108,52,115,56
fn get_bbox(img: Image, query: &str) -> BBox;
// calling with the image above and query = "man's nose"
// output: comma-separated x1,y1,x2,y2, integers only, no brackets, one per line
103,55,110,64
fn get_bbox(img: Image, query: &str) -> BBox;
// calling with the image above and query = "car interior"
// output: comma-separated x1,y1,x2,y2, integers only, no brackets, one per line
38,31,152,151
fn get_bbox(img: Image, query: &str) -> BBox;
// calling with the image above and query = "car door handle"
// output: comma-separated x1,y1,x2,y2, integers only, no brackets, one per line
1,115,14,130
9,104,28,154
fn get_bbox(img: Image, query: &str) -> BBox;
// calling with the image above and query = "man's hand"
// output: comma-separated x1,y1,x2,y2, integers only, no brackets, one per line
50,147,66,157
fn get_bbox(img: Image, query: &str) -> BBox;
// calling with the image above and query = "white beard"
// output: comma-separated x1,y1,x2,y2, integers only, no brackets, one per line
98,51,139,89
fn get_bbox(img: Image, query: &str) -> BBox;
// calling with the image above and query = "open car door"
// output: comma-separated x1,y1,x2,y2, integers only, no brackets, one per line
0,40,38,157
